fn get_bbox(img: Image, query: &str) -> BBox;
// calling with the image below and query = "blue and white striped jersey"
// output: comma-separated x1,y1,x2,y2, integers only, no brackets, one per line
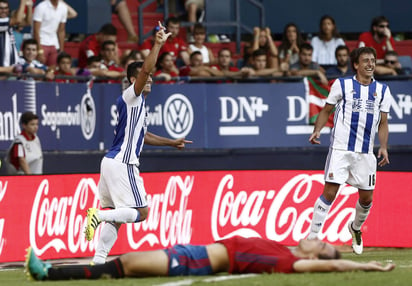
327,76,391,154
0,17,19,67
105,83,147,165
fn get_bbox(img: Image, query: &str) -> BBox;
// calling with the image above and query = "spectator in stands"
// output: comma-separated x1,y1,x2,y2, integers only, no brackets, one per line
111,0,138,43
278,23,306,72
0,0,26,68
357,16,395,64
53,52,75,83
5,111,43,175
326,45,354,78
120,49,143,71
76,55,118,80
154,52,179,83
78,23,117,68
311,15,345,68
244,26,279,69
33,0,68,68
244,48,282,78
17,38,54,80
289,43,328,85
188,23,215,65
375,50,411,76
161,16,190,67
11,0,33,55
184,0,204,36
210,48,252,81
100,40,125,82
179,50,223,78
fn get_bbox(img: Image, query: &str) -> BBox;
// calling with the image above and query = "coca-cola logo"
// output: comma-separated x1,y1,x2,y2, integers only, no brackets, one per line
126,175,193,248
211,174,357,243
29,178,99,255
0,180,7,255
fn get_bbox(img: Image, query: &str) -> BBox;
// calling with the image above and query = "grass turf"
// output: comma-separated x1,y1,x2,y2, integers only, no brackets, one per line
1,248,411,286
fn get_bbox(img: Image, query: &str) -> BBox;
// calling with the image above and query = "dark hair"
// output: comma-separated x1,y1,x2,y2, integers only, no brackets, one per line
98,23,117,35
319,249,342,260
166,16,180,26
20,111,39,125
190,51,202,60
193,23,206,34
384,50,399,57
278,23,305,53
101,40,116,50
319,15,341,40
22,38,38,50
0,0,9,6
87,55,101,66
370,16,389,33
299,42,313,52
126,61,144,83
252,48,267,58
57,52,71,64
156,52,171,70
335,45,350,57
350,47,377,71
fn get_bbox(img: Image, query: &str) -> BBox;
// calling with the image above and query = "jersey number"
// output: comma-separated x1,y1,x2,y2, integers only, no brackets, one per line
368,174,376,187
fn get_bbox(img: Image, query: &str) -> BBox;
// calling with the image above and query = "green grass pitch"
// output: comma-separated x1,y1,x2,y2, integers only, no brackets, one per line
1,249,412,286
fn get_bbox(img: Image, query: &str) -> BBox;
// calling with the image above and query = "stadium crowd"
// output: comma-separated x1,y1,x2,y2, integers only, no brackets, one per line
1,0,411,84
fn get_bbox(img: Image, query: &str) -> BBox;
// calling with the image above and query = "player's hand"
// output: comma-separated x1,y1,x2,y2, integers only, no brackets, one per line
174,138,193,149
309,131,321,144
366,261,395,272
154,21,172,46
377,148,390,167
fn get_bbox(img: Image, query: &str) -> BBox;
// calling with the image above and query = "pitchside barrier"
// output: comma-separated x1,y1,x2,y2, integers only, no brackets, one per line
0,170,411,263
1,79,411,151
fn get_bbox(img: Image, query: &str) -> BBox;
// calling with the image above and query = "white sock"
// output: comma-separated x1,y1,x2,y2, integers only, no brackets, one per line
98,208,140,224
352,200,372,231
308,195,332,239
93,222,119,264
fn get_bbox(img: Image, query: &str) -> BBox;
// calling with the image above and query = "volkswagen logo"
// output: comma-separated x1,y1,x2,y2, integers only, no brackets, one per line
163,93,193,138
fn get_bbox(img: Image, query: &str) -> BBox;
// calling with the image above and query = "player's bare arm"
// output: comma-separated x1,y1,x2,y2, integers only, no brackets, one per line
377,112,390,166
134,22,171,95
293,259,395,273
144,132,192,149
309,103,335,144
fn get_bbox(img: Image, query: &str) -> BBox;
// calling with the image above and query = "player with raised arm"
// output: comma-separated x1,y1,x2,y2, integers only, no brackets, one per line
84,22,192,265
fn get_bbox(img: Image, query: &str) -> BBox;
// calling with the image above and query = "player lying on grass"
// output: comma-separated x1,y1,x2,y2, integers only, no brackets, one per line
25,236,395,280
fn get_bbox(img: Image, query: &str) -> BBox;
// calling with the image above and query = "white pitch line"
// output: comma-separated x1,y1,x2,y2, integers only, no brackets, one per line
155,274,258,286
154,279,195,286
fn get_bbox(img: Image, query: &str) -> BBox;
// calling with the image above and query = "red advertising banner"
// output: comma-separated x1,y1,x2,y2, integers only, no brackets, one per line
0,170,411,263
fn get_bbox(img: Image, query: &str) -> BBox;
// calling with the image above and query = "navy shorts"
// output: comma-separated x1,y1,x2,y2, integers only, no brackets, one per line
164,244,213,276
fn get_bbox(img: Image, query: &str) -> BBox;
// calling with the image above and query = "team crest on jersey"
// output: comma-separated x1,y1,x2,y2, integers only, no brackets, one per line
328,172,334,180
373,92,377,97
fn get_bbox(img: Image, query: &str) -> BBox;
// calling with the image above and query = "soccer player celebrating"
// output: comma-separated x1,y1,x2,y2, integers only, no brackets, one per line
84,21,192,265
307,47,391,255
25,236,394,281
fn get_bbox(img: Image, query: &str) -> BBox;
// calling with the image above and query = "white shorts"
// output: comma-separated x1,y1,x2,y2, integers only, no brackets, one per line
324,149,377,190
98,157,148,209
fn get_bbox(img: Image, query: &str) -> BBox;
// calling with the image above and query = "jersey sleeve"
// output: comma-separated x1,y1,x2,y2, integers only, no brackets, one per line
380,85,392,113
326,78,343,105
